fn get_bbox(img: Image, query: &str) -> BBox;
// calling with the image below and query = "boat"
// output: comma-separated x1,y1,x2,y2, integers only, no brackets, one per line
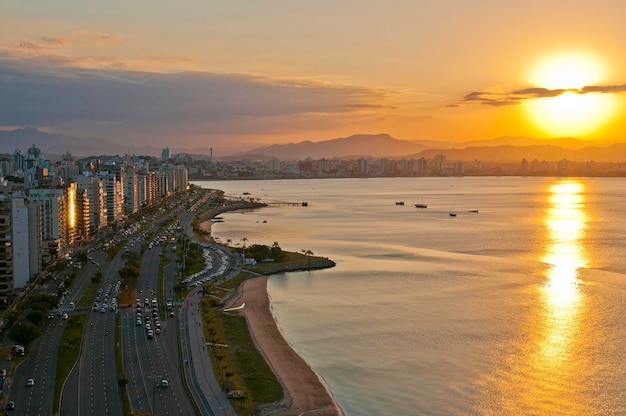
415,196,428,208
449,212,457,217
468,209,479,213
395,201,405,205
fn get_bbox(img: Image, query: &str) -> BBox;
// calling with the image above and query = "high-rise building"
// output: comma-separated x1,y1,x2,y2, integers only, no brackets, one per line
75,174,107,235
0,194,13,301
12,192,42,289
99,165,125,225
124,166,140,215
28,188,66,256
161,147,171,161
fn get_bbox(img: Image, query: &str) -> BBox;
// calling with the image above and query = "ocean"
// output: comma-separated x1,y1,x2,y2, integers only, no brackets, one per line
194,177,626,416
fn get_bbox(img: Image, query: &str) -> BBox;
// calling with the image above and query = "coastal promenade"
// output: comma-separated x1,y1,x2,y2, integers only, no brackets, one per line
181,286,236,416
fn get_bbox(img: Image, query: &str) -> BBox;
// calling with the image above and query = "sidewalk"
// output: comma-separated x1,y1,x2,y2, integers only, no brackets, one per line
181,288,236,416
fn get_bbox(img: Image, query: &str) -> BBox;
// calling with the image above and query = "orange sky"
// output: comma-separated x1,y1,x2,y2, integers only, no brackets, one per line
3,1,626,154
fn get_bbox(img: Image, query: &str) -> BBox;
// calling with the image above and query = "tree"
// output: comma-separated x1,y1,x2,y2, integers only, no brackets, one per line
119,264,140,281
9,322,41,347
270,242,284,261
26,310,46,327
302,249,314,265
240,237,248,259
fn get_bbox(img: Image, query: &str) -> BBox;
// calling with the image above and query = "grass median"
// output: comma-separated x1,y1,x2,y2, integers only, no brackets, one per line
54,314,87,413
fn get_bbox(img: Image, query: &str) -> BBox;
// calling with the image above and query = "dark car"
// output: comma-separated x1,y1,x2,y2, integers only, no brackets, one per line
6,400,15,410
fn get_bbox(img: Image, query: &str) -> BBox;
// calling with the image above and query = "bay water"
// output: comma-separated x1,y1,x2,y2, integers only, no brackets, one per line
195,177,626,415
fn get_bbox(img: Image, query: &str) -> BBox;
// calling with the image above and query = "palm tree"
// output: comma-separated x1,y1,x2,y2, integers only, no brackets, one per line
240,237,248,260
301,249,314,265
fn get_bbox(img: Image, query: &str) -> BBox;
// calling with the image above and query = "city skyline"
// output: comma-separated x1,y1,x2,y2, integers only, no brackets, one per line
3,2,626,155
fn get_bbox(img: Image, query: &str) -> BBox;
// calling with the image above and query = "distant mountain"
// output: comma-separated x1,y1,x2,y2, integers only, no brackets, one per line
3,128,625,163
409,143,626,163
244,133,446,160
459,136,596,150
0,127,161,157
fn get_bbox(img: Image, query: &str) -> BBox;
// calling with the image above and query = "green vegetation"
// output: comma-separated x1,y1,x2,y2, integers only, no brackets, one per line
115,313,132,416
6,292,58,347
119,250,142,282
178,237,206,277
202,303,282,415
54,314,87,413
78,269,103,308
246,250,327,275
242,242,285,263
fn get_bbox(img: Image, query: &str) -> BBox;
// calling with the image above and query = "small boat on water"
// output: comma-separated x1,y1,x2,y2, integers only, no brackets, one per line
415,196,427,208
449,212,457,217
468,209,479,213
395,201,405,205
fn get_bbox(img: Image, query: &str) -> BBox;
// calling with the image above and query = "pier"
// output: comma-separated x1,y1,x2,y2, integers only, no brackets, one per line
266,200,308,207
225,195,308,207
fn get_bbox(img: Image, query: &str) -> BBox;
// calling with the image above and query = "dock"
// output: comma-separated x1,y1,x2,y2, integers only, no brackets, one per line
266,200,308,207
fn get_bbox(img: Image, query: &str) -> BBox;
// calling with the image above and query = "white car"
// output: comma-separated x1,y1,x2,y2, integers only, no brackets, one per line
26,378,35,387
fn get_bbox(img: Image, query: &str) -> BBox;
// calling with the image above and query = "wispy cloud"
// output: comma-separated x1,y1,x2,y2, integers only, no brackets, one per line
455,83,626,107
39,32,124,46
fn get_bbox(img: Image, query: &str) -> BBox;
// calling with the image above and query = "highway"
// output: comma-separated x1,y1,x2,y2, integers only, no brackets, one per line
9,247,105,416
8,188,238,416
60,247,126,416
123,241,197,416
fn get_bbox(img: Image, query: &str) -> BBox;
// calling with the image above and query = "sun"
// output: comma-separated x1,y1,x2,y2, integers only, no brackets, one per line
525,53,617,137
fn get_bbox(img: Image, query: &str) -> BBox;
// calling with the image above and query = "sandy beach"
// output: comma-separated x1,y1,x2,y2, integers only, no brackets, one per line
229,276,342,416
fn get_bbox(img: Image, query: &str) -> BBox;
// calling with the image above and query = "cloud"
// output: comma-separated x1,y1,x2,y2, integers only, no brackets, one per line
39,31,124,46
456,83,626,107
0,56,394,150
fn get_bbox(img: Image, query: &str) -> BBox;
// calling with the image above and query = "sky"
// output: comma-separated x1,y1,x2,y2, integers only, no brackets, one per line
3,1,626,155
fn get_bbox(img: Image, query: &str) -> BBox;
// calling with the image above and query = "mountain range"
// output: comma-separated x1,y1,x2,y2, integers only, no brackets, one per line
2,128,626,163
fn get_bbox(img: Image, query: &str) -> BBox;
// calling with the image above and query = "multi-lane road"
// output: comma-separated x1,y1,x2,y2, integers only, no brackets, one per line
8,189,238,416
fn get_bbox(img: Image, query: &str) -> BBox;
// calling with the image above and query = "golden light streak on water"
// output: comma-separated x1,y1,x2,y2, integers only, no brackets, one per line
478,180,592,415
536,181,588,372
524,180,589,413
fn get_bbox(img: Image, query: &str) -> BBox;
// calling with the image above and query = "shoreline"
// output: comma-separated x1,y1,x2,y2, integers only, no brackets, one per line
227,276,343,416
194,198,342,415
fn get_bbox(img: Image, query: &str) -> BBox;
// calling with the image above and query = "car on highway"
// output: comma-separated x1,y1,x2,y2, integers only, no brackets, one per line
62,313,68,320
160,379,169,388
26,378,35,387
6,400,15,410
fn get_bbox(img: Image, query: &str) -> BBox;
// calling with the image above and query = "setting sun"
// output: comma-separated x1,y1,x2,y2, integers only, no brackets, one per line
526,53,617,137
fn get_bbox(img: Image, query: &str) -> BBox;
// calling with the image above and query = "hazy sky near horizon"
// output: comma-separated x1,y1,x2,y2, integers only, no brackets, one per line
3,1,626,153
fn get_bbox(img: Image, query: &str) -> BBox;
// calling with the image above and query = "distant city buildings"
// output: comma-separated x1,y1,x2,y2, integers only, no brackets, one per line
1,141,625,304
0,147,189,303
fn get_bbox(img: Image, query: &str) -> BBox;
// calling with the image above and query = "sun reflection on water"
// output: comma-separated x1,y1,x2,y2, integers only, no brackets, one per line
508,179,592,414
539,181,588,366
478,180,593,415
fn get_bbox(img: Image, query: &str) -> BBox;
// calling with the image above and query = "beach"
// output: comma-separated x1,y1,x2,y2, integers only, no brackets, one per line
195,199,342,414
228,276,342,416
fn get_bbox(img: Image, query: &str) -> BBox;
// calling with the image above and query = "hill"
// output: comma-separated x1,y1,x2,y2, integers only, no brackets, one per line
244,133,446,159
